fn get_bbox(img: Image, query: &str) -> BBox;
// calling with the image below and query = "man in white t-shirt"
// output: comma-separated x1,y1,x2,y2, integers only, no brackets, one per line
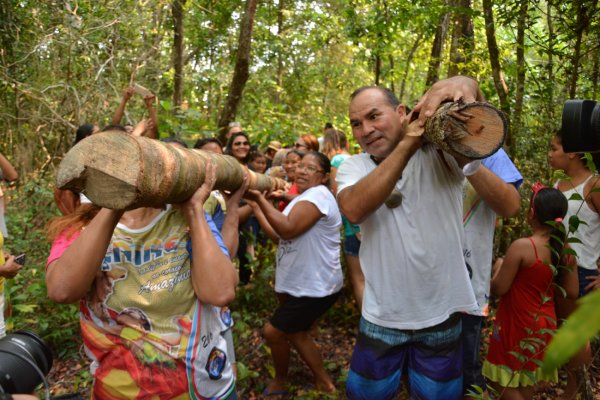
461,148,522,396
336,76,511,400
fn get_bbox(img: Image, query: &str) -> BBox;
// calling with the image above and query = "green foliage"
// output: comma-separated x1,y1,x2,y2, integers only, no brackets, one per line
543,289,600,372
3,177,80,352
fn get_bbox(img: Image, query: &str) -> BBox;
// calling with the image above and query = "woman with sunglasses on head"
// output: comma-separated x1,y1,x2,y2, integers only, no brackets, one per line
246,151,342,396
224,132,256,284
294,133,320,152
482,185,578,400
225,132,252,165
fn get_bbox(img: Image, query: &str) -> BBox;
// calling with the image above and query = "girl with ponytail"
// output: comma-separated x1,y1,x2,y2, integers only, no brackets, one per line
482,184,579,399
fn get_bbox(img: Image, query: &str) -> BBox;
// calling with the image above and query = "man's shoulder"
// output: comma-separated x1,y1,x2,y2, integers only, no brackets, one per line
338,153,372,169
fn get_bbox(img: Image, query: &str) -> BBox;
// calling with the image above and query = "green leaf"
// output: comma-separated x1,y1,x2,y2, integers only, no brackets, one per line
568,193,583,201
543,290,600,372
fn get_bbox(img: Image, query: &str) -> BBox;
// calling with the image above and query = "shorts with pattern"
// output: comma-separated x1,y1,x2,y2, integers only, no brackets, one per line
346,314,463,400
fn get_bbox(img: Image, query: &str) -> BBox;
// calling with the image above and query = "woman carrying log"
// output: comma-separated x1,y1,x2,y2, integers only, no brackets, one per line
45,159,239,399
246,151,343,395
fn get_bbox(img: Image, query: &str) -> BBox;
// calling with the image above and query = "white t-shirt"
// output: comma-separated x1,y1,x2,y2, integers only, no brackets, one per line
336,144,477,330
463,148,522,316
557,176,600,271
276,185,344,298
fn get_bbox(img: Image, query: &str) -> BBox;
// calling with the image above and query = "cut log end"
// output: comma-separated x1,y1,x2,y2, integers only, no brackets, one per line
83,167,140,210
425,101,507,160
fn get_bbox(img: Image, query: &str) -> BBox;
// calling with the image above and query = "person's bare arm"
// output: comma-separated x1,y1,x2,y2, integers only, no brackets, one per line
490,238,526,296
220,176,249,257
246,189,322,240
337,134,422,224
561,252,579,300
247,200,279,243
585,268,600,292
467,166,520,218
112,87,134,125
177,160,237,306
144,94,159,139
46,208,124,303
0,153,18,181
0,254,22,278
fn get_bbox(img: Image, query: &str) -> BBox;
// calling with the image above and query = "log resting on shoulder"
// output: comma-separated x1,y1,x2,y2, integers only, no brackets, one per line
423,100,507,160
56,131,288,210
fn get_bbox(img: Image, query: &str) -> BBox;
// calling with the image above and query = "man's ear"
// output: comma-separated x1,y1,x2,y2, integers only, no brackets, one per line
395,104,407,117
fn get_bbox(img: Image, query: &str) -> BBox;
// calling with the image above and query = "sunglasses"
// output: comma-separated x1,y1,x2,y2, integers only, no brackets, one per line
294,142,307,148
233,141,250,146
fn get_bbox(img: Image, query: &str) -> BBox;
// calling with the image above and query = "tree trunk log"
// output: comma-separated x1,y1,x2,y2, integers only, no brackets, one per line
56,131,287,210
424,101,507,160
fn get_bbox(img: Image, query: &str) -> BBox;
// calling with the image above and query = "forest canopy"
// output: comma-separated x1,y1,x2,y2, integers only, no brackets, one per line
1,0,598,177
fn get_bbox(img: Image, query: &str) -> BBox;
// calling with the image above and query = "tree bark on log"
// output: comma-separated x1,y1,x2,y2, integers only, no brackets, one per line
56,131,287,210
424,101,507,160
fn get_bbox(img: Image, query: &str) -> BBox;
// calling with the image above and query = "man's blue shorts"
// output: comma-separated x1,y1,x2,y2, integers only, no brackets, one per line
346,314,463,400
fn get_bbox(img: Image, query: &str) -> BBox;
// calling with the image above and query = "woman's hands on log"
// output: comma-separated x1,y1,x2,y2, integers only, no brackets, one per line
176,158,218,216
177,158,238,306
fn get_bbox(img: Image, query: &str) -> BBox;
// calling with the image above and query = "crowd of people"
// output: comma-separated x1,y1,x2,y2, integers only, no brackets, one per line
0,77,599,400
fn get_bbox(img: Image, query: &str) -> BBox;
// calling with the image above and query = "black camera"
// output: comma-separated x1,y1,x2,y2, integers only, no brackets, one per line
561,99,600,166
0,331,53,395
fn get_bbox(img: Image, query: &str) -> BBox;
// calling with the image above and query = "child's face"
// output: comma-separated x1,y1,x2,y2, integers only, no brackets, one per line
250,156,267,174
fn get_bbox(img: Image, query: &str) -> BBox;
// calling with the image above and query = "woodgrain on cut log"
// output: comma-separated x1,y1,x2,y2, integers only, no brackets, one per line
56,131,287,210
424,101,507,160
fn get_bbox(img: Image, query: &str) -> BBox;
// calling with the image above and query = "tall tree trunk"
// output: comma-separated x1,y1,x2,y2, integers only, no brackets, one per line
172,0,187,110
217,0,258,143
546,0,555,107
374,53,382,85
568,0,597,98
389,55,396,93
426,1,451,86
399,35,423,103
275,0,285,103
447,0,474,77
592,47,599,99
512,0,528,147
482,0,510,117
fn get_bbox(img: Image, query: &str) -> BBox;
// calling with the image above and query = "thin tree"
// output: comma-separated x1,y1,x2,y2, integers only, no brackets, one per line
512,0,528,145
172,0,187,110
217,0,258,143
426,0,451,86
482,0,510,117
568,0,598,98
447,0,475,77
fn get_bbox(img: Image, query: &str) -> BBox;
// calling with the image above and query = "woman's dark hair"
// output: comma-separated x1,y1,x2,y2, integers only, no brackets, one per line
305,151,331,175
194,137,222,149
286,149,305,160
161,137,188,148
249,149,266,162
532,187,568,267
554,129,586,164
74,124,96,146
101,124,128,133
224,132,251,164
